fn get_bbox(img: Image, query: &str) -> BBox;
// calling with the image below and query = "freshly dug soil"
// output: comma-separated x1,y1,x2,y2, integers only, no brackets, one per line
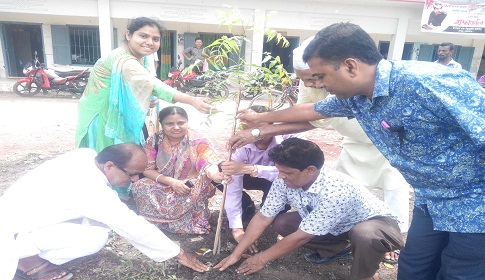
0,92,403,279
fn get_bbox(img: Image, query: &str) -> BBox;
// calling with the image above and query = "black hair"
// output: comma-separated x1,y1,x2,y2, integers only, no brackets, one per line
303,22,382,68
439,42,455,51
158,106,189,123
195,37,203,42
126,17,165,37
95,143,145,168
268,138,324,171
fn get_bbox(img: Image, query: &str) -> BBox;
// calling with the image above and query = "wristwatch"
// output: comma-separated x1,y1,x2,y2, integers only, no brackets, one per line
251,128,264,140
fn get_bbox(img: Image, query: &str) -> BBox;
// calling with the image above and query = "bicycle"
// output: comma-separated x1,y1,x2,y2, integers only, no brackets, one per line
248,78,299,110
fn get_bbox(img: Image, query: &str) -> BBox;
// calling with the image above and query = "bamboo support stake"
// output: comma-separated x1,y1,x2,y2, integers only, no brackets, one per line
213,83,243,255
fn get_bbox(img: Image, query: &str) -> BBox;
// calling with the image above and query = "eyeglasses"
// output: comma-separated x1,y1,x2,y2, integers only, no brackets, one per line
115,165,141,178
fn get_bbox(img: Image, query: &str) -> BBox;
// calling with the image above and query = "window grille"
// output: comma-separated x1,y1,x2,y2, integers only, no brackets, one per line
70,26,100,65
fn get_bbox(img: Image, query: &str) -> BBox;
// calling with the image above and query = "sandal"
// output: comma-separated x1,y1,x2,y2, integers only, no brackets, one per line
382,249,400,264
15,260,73,280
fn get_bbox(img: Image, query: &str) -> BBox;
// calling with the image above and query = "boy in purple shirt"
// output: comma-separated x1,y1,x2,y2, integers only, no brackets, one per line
219,105,300,252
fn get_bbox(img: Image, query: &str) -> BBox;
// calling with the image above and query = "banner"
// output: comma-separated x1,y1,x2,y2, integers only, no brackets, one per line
421,0,485,34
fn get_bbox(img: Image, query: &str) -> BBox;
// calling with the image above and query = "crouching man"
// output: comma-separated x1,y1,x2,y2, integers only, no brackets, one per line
0,143,208,280
215,138,403,280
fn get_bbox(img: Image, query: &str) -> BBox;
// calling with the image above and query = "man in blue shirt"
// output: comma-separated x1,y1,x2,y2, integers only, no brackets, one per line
236,23,485,280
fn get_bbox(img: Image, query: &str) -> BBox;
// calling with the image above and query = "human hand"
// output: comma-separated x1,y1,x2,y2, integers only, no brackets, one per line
226,129,256,150
207,164,226,184
220,161,252,176
209,171,225,184
149,98,159,108
232,229,259,254
236,253,267,275
190,96,215,114
171,179,191,195
213,253,241,271
236,108,258,122
176,249,209,272
223,175,234,185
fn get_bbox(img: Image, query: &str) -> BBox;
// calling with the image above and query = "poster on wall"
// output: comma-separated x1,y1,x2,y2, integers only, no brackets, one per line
421,0,485,34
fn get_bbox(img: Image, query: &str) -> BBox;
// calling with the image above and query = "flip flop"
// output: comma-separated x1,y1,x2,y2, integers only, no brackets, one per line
382,249,400,264
15,260,73,280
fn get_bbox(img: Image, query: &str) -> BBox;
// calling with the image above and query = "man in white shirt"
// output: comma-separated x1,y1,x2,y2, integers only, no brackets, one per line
434,42,462,69
0,143,208,280
215,138,403,280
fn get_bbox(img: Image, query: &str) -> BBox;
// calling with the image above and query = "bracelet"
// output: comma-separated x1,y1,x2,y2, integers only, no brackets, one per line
155,174,163,183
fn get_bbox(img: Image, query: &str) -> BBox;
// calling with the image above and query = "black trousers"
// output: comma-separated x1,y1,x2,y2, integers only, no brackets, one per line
216,174,273,211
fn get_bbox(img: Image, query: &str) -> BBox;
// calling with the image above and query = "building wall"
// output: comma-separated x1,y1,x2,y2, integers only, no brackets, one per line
1,0,484,78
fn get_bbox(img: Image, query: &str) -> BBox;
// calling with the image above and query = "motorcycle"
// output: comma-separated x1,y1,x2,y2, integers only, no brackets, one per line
13,52,90,98
163,57,229,99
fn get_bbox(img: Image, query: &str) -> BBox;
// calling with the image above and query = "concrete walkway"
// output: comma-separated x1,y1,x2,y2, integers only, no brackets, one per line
0,77,16,93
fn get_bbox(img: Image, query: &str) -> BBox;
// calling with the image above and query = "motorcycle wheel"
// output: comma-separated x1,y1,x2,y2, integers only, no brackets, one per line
13,81,41,97
69,79,87,98
174,80,187,93
209,84,230,99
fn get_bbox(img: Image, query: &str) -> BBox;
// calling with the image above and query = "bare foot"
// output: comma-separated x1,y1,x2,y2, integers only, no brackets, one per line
17,255,73,280
383,249,400,264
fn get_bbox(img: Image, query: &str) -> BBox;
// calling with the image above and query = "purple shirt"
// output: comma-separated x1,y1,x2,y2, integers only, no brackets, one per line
225,134,301,228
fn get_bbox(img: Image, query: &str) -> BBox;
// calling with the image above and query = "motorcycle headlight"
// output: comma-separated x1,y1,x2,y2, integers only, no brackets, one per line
168,73,173,78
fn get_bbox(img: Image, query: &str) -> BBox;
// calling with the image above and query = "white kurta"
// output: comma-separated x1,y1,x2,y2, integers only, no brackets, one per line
297,83,410,231
0,148,180,279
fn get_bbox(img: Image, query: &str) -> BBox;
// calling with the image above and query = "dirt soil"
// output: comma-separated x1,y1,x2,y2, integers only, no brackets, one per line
0,92,402,280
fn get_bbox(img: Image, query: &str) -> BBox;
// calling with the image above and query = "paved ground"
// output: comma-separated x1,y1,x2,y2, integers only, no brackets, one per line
0,77,16,93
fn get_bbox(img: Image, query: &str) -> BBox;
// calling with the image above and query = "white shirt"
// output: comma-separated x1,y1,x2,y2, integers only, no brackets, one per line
296,83,371,143
0,149,180,264
260,167,396,236
296,83,409,191
434,58,462,70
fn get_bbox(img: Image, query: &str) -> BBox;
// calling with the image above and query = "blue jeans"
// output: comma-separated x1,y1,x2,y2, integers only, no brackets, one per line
398,205,485,280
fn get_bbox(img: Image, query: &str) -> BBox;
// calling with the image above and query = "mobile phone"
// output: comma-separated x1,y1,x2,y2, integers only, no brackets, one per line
185,180,194,188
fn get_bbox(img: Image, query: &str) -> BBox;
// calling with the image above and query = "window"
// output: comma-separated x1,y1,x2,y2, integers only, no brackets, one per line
69,26,100,65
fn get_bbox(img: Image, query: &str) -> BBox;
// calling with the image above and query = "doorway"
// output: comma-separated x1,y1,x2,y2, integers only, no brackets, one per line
263,36,299,73
2,24,43,77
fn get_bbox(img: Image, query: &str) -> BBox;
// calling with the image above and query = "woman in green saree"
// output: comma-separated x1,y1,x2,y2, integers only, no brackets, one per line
76,17,213,152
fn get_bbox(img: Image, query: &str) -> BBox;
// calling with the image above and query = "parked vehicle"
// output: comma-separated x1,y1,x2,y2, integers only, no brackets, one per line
13,52,90,98
163,57,229,99
240,68,283,100
248,77,299,110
